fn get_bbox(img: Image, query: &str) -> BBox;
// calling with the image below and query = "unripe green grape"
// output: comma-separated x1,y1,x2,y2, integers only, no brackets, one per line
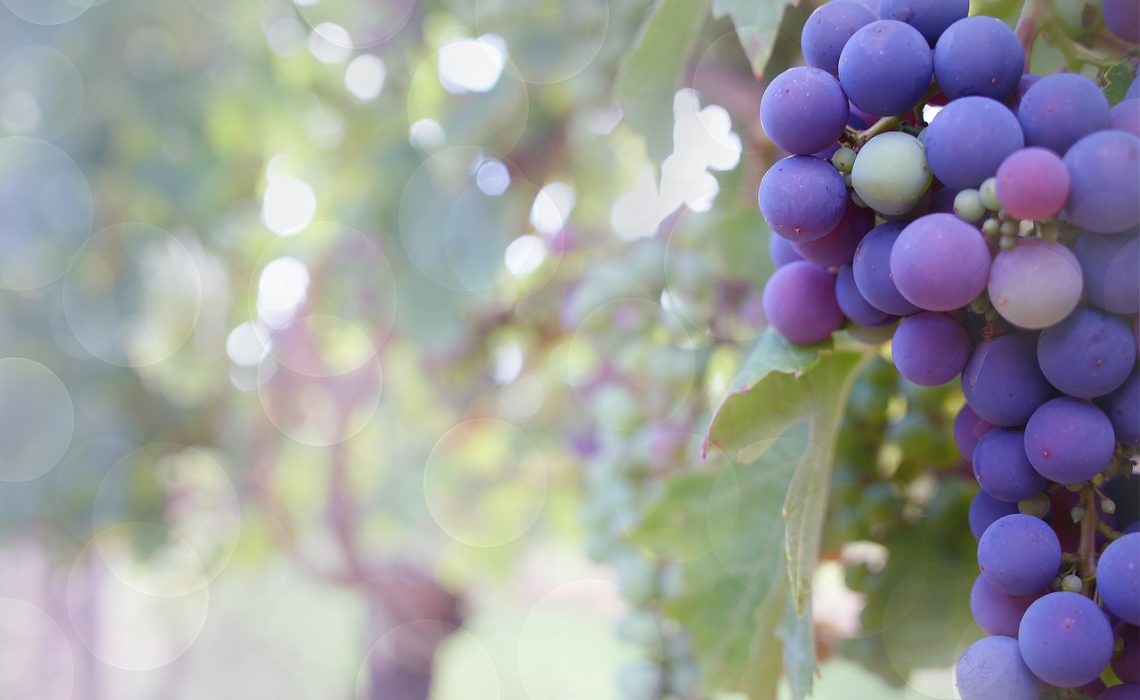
833,147,857,173
980,177,1000,211
851,132,933,216
1019,492,1052,518
1061,574,1084,592
954,189,986,222
999,220,1019,236
982,218,1001,236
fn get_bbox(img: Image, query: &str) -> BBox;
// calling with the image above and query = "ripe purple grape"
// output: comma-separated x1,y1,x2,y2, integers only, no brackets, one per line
880,0,968,46
838,20,934,117
801,0,877,75
1104,0,1140,43
978,513,1062,595
1114,624,1140,684
792,200,875,267
973,429,1048,503
970,490,1020,539
956,635,1042,700
769,234,803,267
1024,397,1115,484
1018,73,1110,154
890,213,991,311
1037,307,1137,399
835,265,894,327
759,156,849,242
1064,130,1140,234
995,147,1070,221
891,311,970,385
955,404,997,461
1074,231,1140,315
924,96,1026,190
934,16,1025,99
761,262,844,344
852,221,921,316
1098,533,1140,626
1019,591,1115,688
1100,684,1140,700
761,67,851,155
988,239,1083,330
963,334,1054,427
1098,370,1140,448
970,575,1040,637
1110,99,1140,138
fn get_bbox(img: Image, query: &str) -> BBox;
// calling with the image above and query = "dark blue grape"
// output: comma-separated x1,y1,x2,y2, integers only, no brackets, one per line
956,404,997,461
970,575,1040,637
1098,533,1140,626
962,335,1054,427
801,0,877,75
934,16,1025,99
1024,397,1115,484
1038,307,1136,399
761,67,851,155
769,233,803,268
978,513,1062,595
838,20,934,117
1019,592,1115,688
956,635,1042,700
925,96,1025,190
762,262,844,344
973,429,1048,503
1074,231,1140,315
836,265,894,327
792,200,875,267
758,156,849,242
1099,684,1140,700
969,490,1019,539
880,0,968,45
1018,73,1110,154
1099,370,1140,448
1064,130,1140,234
1105,0,1140,43
852,221,922,316
891,311,970,385
1110,99,1140,138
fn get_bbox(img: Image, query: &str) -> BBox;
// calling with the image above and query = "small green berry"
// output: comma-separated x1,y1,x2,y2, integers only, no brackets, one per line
832,147,857,173
1000,220,1018,237
1018,493,1051,518
982,218,1000,236
954,189,986,223
1102,498,1117,515
1071,505,1087,523
980,178,1000,211
1060,575,1083,593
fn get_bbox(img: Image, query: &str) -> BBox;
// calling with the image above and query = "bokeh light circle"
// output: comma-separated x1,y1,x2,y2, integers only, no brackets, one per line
257,355,383,447
0,358,75,483
0,137,92,291
292,0,417,49
472,0,611,85
423,418,547,548
0,0,94,26
62,223,204,368
0,46,84,140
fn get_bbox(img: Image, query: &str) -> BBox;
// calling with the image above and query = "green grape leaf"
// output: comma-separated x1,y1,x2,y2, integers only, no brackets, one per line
1102,60,1136,105
705,329,872,615
615,0,711,165
711,0,805,78
779,595,816,700
631,424,811,700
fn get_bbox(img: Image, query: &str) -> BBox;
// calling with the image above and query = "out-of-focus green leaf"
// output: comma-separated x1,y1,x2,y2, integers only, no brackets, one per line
615,0,711,165
631,424,809,700
711,0,801,78
1103,60,1135,105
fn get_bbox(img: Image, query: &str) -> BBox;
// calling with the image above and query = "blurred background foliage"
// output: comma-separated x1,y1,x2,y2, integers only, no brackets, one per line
0,0,1122,699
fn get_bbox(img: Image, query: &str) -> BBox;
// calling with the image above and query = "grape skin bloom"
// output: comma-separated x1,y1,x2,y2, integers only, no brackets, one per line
758,156,849,242
761,66,850,155
1018,73,1110,154
1097,533,1140,626
761,262,844,344
924,96,1025,190
956,635,1042,700
988,239,1083,330
1018,591,1115,688
1064,130,1140,234
891,311,970,386
838,20,933,117
801,0,876,75
1024,397,1115,485
890,213,991,312
1037,307,1137,399
962,335,1053,427
995,147,1070,221
934,16,1025,99
977,513,1062,596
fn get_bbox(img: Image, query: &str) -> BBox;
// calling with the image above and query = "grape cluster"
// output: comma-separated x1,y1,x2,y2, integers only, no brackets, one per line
759,3,1140,698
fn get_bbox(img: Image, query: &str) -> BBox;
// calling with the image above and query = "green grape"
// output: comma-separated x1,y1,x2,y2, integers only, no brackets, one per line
832,147,857,173
953,189,986,222
851,132,933,216
980,177,1000,210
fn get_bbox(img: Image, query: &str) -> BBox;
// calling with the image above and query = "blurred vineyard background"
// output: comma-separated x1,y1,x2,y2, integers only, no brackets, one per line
0,0,1081,699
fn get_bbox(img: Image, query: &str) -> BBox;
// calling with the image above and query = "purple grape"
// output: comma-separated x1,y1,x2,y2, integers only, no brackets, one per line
970,490,1020,539
1038,307,1137,399
924,96,1026,190
880,0,968,46
963,335,1054,427
956,635,1042,700
988,239,1083,330
759,156,849,242
792,200,875,266
973,429,1049,503
1100,685,1140,700
978,514,1062,595
970,575,1041,637
995,147,1070,221
1064,130,1140,234
1019,591,1115,688
852,221,922,315
1024,397,1115,484
1104,0,1140,43
1099,533,1140,626
836,265,894,326
838,20,934,117
762,262,844,344
934,16,1025,99
1074,231,1140,315
928,185,959,214
1115,624,1140,685
1018,73,1110,154
1111,99,1140,138
801,0,877,75
1099,370,1140,448
890,213,991,311
761,67,851,155
891,311,970,385
769,234,803,267
1003,73,1043,111
956,404,997,461
1130,75,1140,101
